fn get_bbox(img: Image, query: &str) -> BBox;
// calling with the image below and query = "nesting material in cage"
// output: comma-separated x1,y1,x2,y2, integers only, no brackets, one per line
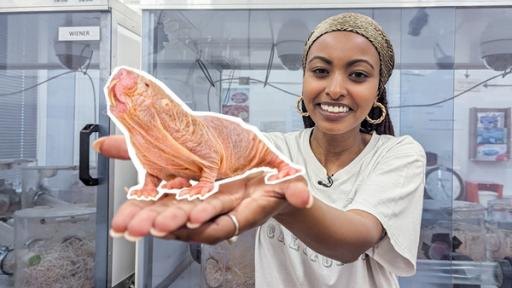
13,206,96,288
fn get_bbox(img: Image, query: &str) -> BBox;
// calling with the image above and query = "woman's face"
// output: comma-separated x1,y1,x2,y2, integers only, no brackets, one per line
303,31,380,135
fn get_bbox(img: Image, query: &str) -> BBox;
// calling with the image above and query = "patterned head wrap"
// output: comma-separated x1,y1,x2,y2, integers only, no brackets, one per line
302,13,395,93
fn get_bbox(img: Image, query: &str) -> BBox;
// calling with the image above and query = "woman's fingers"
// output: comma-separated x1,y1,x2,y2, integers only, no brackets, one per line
182,175,311,241
172,213,241,245
109,166,311,243
173,196,283,244
187,179,247,228
125,196,177,238
278,176,313,209
151,197,200,235
113,195,200,240
233,195,284,229
110,199,154,237
93,135,130,160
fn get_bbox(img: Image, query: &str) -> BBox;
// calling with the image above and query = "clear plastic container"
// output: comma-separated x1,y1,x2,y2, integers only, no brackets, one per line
0,159,34,218
201,229,256,288
21,166,96,208
486,197,512,260
0,179,19,219
0,221,14,248
487,197,512,223
0,159,35,192
419,200,486,261
13,206,96,288
415,259,501,286
419,200,459,260
452,201,487,261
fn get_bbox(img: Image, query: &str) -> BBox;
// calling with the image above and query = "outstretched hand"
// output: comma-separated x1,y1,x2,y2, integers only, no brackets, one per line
93,135,313,244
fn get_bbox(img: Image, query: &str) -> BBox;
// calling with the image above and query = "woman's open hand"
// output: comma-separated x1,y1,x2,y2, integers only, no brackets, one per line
93,136,312,244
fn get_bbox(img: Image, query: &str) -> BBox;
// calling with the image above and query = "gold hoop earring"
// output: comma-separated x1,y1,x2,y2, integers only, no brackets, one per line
296,96,309,117
365,101,386,124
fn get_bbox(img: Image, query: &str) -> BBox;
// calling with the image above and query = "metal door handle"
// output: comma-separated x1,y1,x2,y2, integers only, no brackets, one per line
79,124,100,186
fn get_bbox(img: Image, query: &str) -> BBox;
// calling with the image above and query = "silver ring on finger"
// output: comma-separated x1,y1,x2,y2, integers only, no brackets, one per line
226,213,240,244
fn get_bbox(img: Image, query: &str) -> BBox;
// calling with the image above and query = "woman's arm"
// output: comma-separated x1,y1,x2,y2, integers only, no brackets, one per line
275,146,426,264
93,135,418,266
93,135,381,261
275,200,384,263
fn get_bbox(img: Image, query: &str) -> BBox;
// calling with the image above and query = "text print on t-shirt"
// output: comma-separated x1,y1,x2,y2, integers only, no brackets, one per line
265,222,345,269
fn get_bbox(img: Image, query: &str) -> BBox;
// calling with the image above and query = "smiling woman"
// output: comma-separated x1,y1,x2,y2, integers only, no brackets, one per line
252,13,425,288
302,31,380,137
299,15,395,136
94,12,426,288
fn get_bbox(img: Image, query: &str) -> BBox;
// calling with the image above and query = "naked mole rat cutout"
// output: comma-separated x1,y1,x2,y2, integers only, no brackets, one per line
105,66,304,201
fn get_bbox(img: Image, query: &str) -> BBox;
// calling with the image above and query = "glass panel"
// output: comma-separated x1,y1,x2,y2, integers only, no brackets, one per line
141,9,371,287
141,6,512,288
400,5,512,287
0,11,111,287
454,5,512,283
397,7,457,288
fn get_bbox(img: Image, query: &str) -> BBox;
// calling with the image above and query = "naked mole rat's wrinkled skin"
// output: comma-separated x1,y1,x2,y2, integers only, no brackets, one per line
106,67,303,200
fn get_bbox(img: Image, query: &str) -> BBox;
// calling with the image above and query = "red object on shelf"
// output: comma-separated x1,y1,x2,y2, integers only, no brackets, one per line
465,181,503,203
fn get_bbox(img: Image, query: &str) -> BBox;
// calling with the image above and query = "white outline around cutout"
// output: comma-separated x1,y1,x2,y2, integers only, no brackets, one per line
105,66,305,201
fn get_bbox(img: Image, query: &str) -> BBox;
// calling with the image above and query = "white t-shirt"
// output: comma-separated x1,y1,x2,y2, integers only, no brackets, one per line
255,128,426,288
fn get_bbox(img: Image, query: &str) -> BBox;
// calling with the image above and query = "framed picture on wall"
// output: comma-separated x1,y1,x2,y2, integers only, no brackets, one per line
469,107,511,161
221,87,250,123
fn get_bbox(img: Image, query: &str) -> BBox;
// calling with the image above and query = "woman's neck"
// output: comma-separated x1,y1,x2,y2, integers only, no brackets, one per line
310,128,371,175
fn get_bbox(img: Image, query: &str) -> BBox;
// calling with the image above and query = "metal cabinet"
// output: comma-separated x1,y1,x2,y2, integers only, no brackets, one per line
0,1,140,287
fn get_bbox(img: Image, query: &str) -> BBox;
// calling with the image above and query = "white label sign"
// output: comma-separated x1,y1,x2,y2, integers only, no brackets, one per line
58,26,100,41
63,0,105,4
